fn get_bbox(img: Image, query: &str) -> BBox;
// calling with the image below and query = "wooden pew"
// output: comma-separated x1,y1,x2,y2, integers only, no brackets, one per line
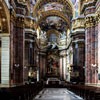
0,82,44,100
65,84,100,100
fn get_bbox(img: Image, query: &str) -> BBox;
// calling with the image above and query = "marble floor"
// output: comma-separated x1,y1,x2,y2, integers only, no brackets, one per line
33,88,84,100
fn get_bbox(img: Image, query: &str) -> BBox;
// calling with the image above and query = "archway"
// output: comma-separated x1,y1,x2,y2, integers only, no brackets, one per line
0,0,10,84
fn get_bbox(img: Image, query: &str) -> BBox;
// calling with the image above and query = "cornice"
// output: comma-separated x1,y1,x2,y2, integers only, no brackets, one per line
24,28,35,34
25,16,34,29
81,0,96,14
71,29,85,35
14,0,26,8
0,33,10,37
72,16,85,31
72,39,85,43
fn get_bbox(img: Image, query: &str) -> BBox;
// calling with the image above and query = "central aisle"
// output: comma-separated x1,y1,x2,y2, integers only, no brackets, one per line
33,88,84,100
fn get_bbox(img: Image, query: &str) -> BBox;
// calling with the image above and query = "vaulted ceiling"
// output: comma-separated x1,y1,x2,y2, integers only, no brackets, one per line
32,0,77,50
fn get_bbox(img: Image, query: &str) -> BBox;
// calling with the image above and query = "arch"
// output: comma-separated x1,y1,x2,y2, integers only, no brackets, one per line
34,0,75,17
37,10,70,28
0,1,10,33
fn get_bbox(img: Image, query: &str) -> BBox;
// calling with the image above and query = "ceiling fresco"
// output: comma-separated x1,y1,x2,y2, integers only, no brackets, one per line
39,16,67,32
29,0,80,50
43,3,64,11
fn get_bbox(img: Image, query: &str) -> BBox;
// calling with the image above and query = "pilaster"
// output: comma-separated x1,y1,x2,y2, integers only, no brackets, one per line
1,34,10,84
39,52,46,80
96,0,100,83
13,8,25,84
10,7,16,85
85,4,97,84
59,50,67,80
71,16,85,83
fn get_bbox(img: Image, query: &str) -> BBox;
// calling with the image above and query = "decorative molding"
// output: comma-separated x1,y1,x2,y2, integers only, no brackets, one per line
10,7,16,22
71,29,85,34
72,17,85,30
72,39,85,43
59,50,67,56
16,7,25,15
81,0,96,13
85,15,96,28
95,13,100,24
95,1,100,24
16,16,25,28
85,6,95,15
24,28,35,34
25,16,34,29
0,33,10,37
25,39,34,42
17,0,26,5
46,29,59,37
33,0,74,17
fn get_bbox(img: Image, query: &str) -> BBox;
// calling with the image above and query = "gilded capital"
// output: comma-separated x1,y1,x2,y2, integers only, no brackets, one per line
25,17,34,29
16,17,25,28
85,15,95,28
95,12,100,25
10,10,16,22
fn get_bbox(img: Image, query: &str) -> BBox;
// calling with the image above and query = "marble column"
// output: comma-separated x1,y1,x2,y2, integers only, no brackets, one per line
39,54,42,79
98,22,100,84
63,56,67,80
1,34,10,84
10,11,16,85
96,0,100,84
29,42,33,65
13,16,25,84
59,50,67,80
43,56,46,78
85,14,96,84
36,54,39,81
72,40,85,82
78,42,85,82
39,52,46,80
73,42,78,66
60,56,63,79
71,16,85,83
97,15,100,83
41,55,45,79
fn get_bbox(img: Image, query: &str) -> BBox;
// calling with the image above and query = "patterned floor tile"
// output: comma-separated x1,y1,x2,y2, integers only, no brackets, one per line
33,88,84,100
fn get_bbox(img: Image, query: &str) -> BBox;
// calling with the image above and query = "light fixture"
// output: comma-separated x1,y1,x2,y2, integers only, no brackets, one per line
0,18,2,32
0,6,2,10
24,66,27,68
37,27,40,39
83,66,85,69
91,64,98,73
14,64,19,68
2,18,6,22
91,64,97,67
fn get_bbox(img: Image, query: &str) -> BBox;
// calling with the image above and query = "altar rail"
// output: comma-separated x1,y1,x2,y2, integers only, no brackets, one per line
0,82,43,100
